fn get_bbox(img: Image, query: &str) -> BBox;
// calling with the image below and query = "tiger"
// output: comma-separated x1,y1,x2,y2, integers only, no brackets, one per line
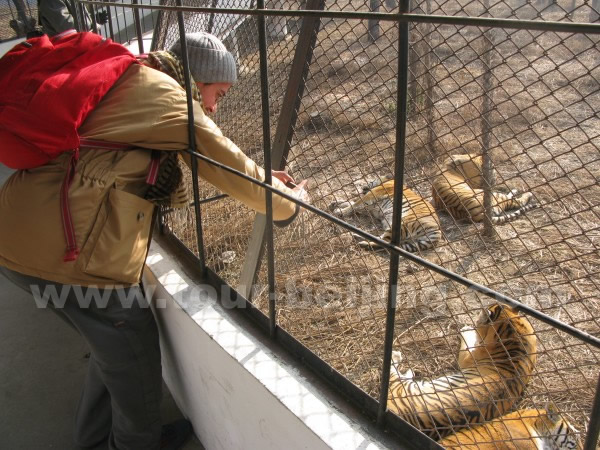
329,177,442,252
388,303,537,440
439,406,581,449
432,153,536,224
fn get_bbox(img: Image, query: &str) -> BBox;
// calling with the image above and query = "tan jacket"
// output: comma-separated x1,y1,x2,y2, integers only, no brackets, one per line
0,64,298,287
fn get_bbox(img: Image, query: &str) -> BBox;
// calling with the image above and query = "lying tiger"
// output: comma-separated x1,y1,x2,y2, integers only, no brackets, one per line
388,303,537,440
439,406,581,449
329,178,442,252
432,154,536,224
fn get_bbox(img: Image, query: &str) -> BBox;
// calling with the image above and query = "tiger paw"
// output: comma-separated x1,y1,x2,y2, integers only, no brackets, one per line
390,350,408,378
392,350,404,365
328,200,351,214
459,325,479,350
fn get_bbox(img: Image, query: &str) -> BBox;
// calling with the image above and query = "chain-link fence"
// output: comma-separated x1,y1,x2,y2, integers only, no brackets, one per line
0,0,36,41
103,0,600,446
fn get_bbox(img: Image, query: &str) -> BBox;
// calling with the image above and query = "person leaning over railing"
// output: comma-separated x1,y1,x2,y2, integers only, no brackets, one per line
0,31,308,449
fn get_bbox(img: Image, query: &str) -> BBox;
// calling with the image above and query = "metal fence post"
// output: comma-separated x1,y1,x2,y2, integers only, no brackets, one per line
368,0,380,41
256,0,278,337
132,0,145,54
238,0,325,301
377,0,411,427
482,0,496,238
175,0,207,273
584,373,600,450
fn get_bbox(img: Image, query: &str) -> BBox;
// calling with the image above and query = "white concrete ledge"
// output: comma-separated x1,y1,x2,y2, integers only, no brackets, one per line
144,240,389,450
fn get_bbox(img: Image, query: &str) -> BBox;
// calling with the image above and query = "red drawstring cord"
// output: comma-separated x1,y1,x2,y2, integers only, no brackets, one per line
60,152,79,262
59,140,160,262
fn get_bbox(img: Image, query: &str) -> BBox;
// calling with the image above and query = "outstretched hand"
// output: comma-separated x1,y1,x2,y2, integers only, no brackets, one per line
272,170,295,186
271,170,309,203
291,179,309,204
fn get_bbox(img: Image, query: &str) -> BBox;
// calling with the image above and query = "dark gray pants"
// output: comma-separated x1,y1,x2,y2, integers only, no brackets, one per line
0,266,162,449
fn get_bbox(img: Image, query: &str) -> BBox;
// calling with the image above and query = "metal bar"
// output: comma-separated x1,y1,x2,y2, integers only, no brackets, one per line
256,0,277,338
113,0,124,42
368,0,380,41
193,194,229,206
237,0,325,301
377,0,410,427
106,2,115,40
175,1,207,273
584,373,600,450
481,0,495,238
82,2,600,34
132,0,144,54
90,3,99,32
183,147,600,350
77,1,87,31
149,0,165,52
207,0,219,34
161,194,229,215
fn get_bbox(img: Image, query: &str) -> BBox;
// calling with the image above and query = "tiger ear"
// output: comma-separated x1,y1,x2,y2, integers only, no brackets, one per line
487,303,502,319
545,402,560,423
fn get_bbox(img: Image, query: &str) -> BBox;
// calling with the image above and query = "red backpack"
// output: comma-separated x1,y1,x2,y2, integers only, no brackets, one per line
0,30,158,261
0,30,136,169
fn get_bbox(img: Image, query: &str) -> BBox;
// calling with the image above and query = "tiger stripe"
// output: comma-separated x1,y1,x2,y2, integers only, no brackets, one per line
330,179,442,252
432,154,536,224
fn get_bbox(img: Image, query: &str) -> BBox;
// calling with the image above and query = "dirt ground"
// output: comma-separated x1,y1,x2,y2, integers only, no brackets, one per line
164,1,600,444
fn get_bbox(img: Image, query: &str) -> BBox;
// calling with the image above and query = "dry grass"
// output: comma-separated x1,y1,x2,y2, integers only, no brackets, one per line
164,1,600,445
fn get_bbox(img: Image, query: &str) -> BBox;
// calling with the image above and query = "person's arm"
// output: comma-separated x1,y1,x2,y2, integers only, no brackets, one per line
78,65,305,224
178,100,303,223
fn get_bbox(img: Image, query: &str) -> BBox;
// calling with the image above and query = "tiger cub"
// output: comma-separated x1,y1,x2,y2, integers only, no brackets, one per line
329,178,441,252
432,154,535,224
388,303,537,440
439,406,581,449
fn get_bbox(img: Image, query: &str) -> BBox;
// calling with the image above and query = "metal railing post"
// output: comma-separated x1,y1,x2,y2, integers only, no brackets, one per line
237,0,325,301
257,0,278,338
368,0,380,41
132,0,145,54
377,0,411,427
482,0,495,238
584,373,600,450
76,0,87,31
175,0,207,273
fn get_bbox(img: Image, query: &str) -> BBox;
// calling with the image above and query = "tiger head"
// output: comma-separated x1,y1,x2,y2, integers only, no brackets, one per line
471,303,537,369
532,404,582,450
444,153,489,189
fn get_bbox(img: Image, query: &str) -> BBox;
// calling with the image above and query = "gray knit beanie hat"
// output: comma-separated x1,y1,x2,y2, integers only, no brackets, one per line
169,32,237,84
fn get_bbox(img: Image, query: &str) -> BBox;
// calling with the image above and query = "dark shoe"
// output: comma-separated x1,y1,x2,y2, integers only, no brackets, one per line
160,419,193,450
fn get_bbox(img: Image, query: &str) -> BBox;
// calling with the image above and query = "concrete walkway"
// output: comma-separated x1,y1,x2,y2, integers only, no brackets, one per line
0,165,203,448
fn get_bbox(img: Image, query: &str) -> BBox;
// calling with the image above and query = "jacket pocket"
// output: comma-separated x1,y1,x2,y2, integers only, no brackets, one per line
82,188,154,284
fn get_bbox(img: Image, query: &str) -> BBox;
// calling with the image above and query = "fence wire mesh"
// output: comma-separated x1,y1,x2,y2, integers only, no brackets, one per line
155,0,600,445
1,0,36,41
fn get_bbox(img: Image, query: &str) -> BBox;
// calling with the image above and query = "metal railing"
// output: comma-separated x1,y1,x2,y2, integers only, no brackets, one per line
75,0,600,447
0,0,159,44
